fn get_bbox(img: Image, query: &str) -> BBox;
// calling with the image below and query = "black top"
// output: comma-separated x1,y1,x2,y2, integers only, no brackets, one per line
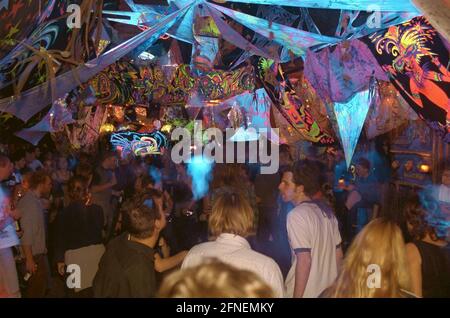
413,240,450,298
54,202,104,262
93,233,156,298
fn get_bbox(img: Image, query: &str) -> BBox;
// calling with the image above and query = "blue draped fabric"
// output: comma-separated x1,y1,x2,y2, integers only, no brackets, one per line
334,90,372,168
208,3,340,56
220,0,420,12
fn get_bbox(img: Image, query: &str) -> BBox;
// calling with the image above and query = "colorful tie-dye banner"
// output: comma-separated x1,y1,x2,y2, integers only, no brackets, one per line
256,57,335,145
365,81,419,139
362,17,450,142
304,39,388,103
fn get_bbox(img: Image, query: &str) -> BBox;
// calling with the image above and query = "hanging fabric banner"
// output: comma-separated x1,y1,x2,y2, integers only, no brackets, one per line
219,0,420,12
206,6,275,61
233,5,299,67
304,39,388,103
15,95,74,145
207,3,340,56
255,57,335,145
334,90,372,168
365,81,419,139
0,3,192,122
362,16,450,142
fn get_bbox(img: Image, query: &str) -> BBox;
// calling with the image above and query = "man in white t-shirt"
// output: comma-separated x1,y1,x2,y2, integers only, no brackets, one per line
279,160,343,298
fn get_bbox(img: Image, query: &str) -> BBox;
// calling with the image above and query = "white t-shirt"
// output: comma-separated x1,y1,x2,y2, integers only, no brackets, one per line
182,233,285,298
285,201,341,298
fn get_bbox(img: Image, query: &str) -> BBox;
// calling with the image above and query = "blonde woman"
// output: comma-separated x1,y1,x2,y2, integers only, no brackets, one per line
182,190,285,297
323,218,413,298
159,259,274,298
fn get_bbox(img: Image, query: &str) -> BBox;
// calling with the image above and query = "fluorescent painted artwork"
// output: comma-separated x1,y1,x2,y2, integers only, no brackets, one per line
110,131,168,158
334,90,372,168
0,4,191,121
364,17,450,141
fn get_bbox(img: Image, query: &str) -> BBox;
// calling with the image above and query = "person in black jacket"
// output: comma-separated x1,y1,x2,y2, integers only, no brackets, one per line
92,195,166,297
55,175,104,297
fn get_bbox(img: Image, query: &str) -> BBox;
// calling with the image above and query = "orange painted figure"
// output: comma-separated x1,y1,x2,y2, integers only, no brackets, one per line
371,18,450,122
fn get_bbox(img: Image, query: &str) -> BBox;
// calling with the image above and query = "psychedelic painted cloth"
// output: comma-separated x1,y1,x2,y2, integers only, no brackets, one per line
365,81,418,139
363,17,450,142
0,0,54,60
89,62,255,106
304,39,388,103
256,57,335,145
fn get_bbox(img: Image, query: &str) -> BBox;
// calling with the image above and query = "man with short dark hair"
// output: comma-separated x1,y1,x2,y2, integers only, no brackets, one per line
93,198,166,297
17,171,53,297
279,160,342,298
25,147,43,172
10,150,27,185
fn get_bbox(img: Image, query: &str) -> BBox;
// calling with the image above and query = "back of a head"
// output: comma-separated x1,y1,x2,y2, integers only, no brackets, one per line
209,190,254,238
404,192,448,241
67,176,88,203
158,259,274,298
211,164,242,189
328,218,411,298
100,151,116,164
75,162,93,179
292,160,322,197
122,199,160,239
28,171,50,190
356,157,371,171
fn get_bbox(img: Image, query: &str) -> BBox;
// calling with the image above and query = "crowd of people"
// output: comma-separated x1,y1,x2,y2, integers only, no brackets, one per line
0,141,449,298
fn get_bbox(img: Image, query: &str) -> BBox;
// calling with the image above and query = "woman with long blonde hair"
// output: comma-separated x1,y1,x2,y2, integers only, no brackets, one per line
324,218,413,298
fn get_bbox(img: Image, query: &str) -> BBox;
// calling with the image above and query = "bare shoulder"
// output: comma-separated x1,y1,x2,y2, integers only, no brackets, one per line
406,242,422,265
